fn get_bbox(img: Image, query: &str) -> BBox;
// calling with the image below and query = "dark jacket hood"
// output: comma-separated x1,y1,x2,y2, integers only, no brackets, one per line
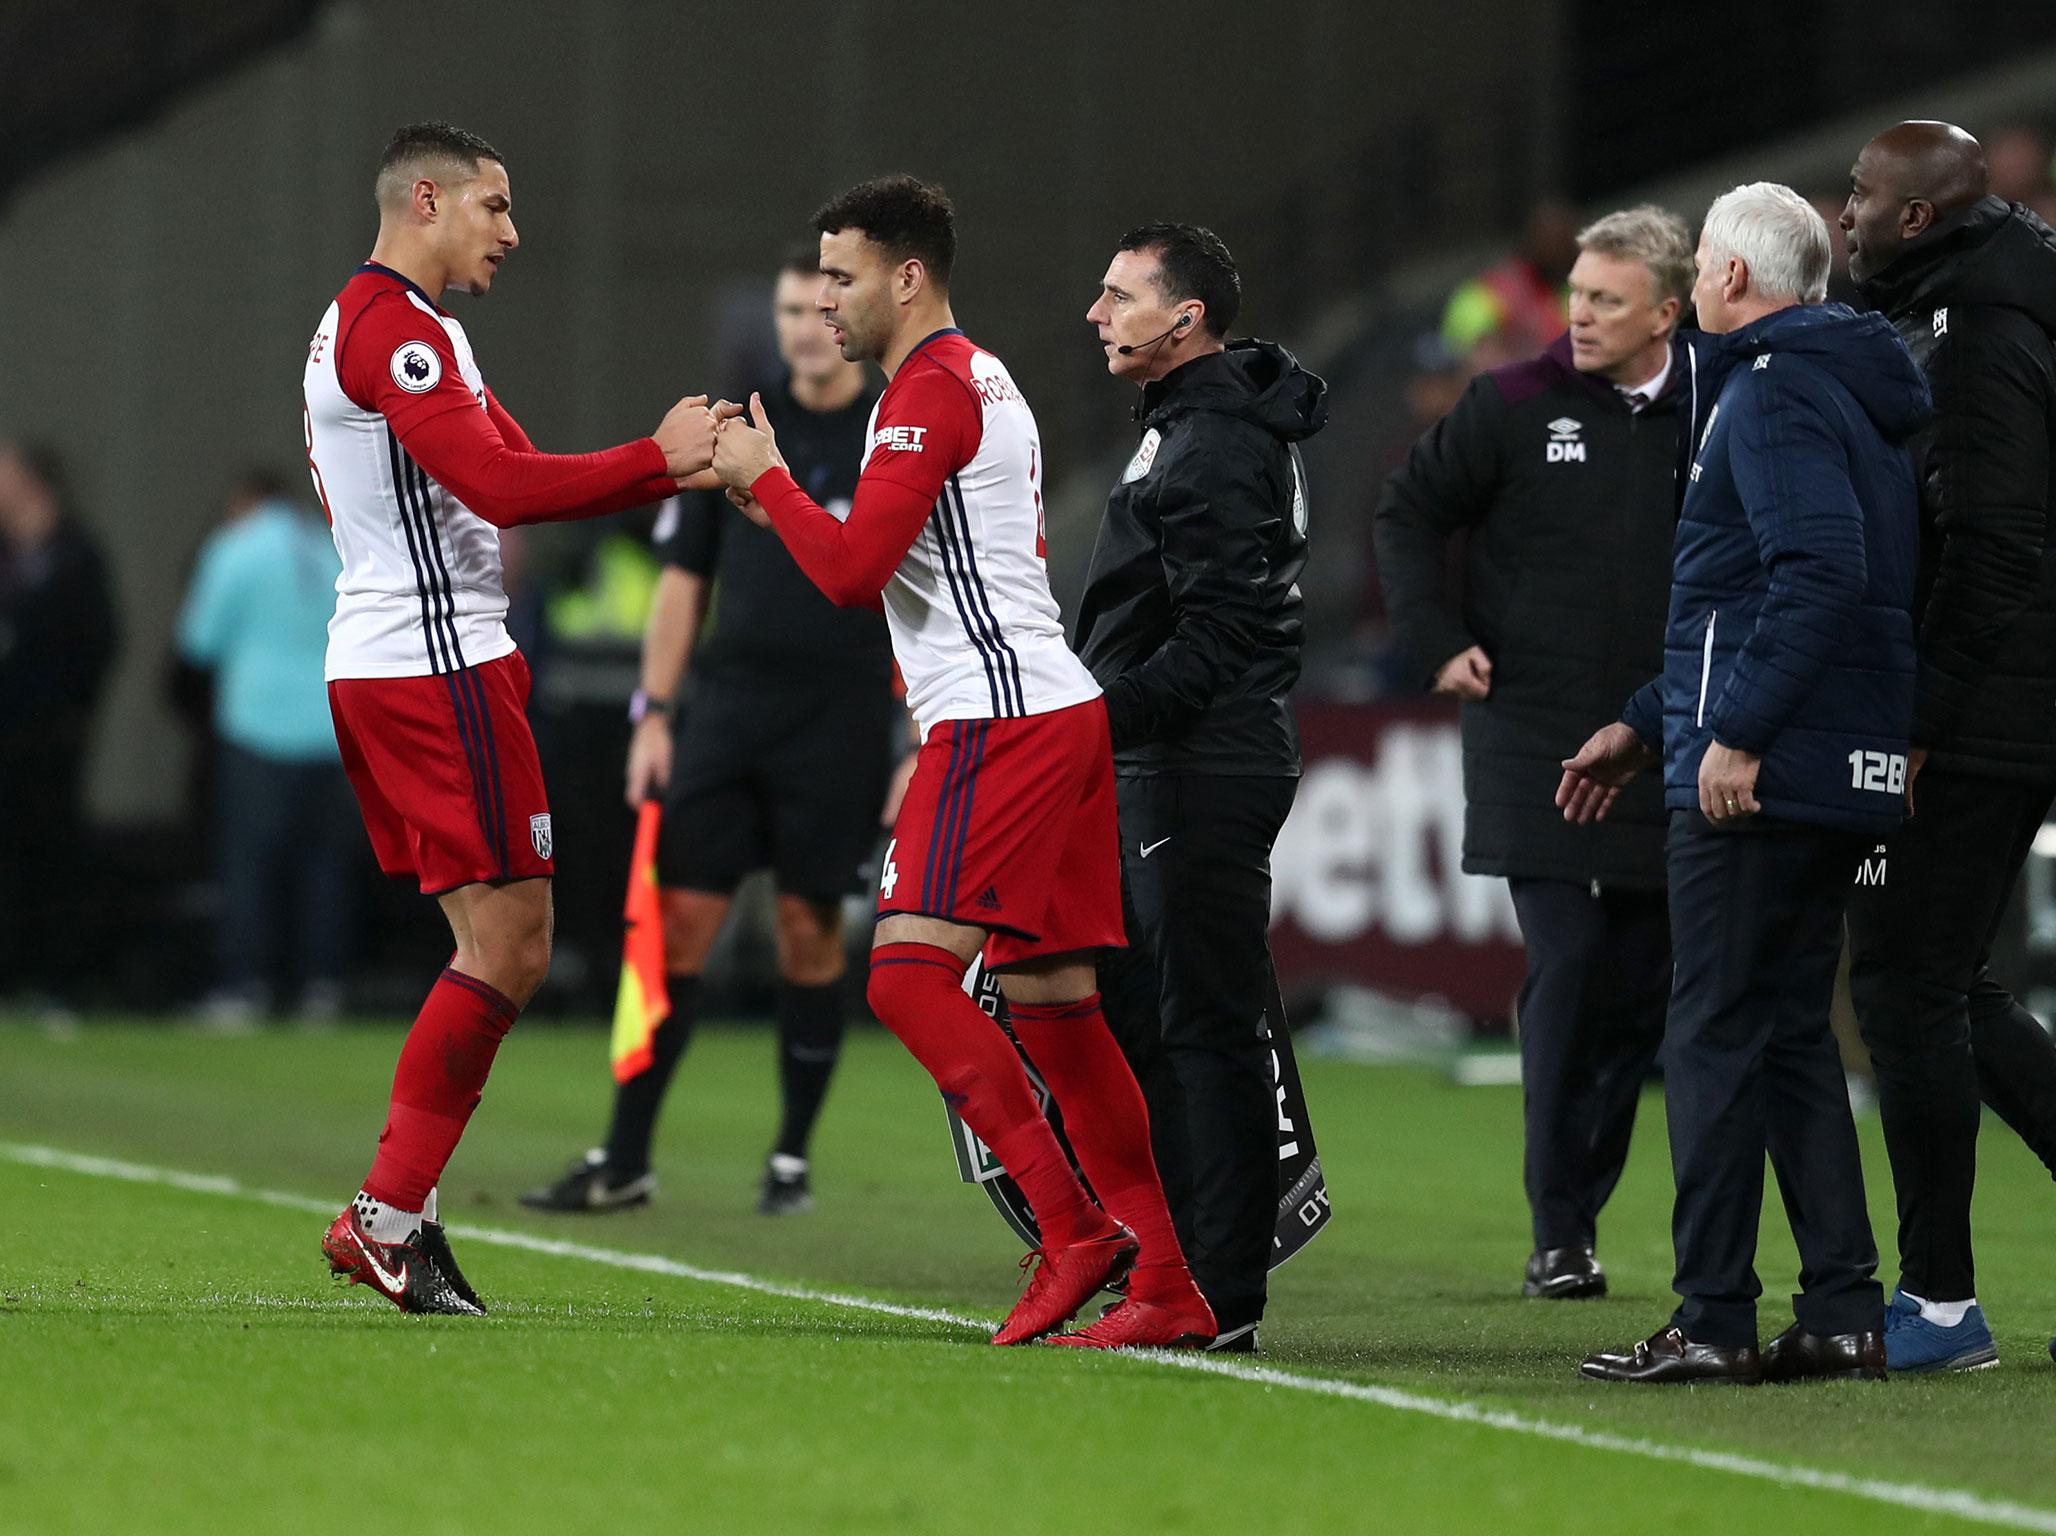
1139,338,1328,442
1858,196,2056,337
1717,302,1931,444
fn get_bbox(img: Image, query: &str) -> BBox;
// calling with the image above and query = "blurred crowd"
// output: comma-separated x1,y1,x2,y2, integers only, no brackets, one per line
0,441,116,1015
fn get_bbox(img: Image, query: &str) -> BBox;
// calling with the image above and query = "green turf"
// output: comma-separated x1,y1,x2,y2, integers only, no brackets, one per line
5,1015,2056,1535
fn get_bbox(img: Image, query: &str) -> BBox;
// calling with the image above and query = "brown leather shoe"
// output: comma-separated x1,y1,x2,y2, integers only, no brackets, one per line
1761,1321,1887,1383
1580,1325,1763,1385
1524,1245,1606,1299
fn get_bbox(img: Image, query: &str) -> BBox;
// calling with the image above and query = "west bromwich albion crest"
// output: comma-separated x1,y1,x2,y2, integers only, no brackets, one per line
529,814,553,860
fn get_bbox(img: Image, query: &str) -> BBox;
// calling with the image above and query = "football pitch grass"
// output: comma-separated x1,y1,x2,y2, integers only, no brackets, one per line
6,1017,2056,1535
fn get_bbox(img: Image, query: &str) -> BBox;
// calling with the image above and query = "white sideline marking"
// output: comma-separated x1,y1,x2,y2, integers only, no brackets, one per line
7,1140,2055,1534
0,1143,990,1334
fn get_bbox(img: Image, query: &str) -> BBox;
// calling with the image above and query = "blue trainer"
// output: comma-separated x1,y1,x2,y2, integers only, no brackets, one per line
1882,1290,1998,1373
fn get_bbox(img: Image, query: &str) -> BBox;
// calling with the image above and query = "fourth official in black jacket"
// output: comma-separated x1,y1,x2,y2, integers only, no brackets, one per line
1374,207,1694,1301
1840,123,2056,1371
1077,224,1322,1349
1078,342,1313,778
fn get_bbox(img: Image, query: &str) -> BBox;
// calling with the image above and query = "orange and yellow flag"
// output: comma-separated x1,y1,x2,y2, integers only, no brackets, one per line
609,800,671,1083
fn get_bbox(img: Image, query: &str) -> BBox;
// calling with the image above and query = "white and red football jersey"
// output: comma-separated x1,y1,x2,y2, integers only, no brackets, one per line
304,262,671,679
305,264,509,679
855,330,1099,728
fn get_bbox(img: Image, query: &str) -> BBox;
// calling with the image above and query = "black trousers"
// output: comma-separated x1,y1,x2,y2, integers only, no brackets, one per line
0,730,90,1000
1664,812,1882,1349
1846,766,2056,1301
1506,879,1670,1252
1098,773,1297,1330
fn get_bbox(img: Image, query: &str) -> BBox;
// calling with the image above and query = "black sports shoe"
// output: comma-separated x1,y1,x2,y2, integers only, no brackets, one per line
519,1149,656,1213
1206,1321,1260,1353
418,1220,486,1313
322,1207,484,1317
757,1154,813,1216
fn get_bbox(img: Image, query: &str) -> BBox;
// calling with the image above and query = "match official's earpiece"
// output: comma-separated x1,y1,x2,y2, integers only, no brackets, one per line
1116,311,1198,355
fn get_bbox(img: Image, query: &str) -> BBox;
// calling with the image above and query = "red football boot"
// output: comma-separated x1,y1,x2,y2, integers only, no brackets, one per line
1047,1287,1218,1351
990,1224,1138,1346
322,1206,484,1317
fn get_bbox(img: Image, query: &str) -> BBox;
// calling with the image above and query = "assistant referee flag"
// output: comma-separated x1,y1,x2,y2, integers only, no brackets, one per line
610,800,670,1083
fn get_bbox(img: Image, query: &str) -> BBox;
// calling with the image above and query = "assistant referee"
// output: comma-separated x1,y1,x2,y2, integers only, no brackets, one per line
524,248,902,1217
1075,223,1326,1351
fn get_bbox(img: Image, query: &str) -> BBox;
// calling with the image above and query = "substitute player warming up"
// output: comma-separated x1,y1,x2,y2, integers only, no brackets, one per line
304,122,722,1314
712,176,1213,1350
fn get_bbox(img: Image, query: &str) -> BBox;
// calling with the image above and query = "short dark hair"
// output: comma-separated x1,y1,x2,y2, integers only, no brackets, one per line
813,175,956,287
1117,222,1240,338
376,121,504,205
778,241,822,281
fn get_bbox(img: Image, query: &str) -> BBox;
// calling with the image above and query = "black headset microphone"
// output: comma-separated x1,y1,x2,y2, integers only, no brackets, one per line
1115,312,1194,355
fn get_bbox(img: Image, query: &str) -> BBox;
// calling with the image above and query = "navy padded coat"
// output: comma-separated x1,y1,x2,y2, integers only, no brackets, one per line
1622,304,1931,833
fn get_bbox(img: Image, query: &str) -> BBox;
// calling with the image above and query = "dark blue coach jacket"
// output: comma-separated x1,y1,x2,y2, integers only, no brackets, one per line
1621,304,1931,834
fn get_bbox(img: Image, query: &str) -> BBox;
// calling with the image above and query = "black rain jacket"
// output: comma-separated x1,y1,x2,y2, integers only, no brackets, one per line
1372,333,1679,887
1858,196,2056,779
1073,340,1324,777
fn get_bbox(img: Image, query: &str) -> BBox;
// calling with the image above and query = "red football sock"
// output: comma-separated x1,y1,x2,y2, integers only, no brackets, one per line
867,943,1102,1247
1007,994,1197,1303
361,967,519,1210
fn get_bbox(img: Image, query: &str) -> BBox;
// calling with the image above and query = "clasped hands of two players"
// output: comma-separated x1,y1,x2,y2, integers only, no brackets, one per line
1556,723,1764,828
650,392,785,521
652,395,737,487
652,394,786,525
709,394,786,528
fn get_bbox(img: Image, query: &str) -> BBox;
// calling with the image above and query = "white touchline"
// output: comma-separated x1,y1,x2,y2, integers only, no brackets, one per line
0,1143,990,1334
6,1140,2054,1535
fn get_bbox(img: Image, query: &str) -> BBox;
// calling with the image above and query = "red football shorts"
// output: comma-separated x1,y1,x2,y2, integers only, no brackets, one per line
329,651,554,896
879,696,1124,967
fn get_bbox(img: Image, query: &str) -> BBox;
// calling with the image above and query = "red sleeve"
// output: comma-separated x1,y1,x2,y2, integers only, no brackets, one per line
484,387,535,452
339,294,672,527
746,361,981,607
752,468,932,608
401,411,676,526
478,383,679,520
